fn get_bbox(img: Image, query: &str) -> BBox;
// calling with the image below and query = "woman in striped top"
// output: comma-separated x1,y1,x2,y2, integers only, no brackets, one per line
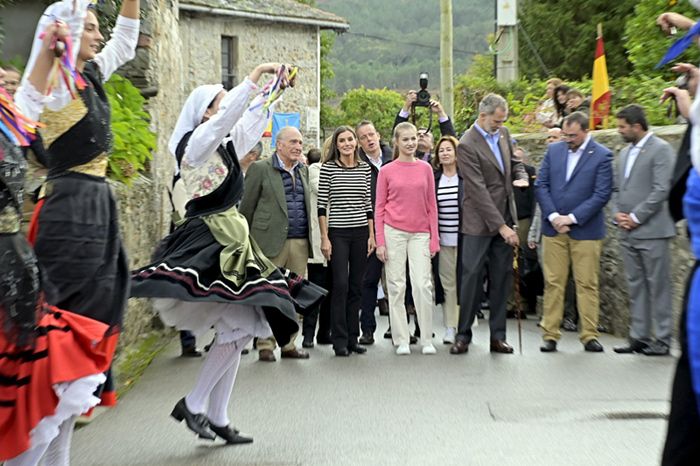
375,122,439,355
432,136,462,344
318,126,375,356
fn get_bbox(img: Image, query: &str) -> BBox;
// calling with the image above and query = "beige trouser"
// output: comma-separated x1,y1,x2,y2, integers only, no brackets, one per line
438,245,459,328
541,234,602,343
384,225,433,346
257,238,309,352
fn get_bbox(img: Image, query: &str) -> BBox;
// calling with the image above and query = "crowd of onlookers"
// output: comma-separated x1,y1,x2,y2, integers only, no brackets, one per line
535,78,592,129
170,83,676,360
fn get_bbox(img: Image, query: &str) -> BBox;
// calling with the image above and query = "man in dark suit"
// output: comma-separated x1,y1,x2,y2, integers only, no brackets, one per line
535,111,613,353
356,120,393,344
612,105,676,356
450,93,529,355
239,126,314,362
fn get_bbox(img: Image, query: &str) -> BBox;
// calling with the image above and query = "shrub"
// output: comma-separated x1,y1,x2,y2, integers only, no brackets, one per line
104,74,156,184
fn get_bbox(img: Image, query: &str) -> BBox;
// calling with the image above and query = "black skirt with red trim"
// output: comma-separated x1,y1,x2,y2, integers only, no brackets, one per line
28,173,128,406
0,306,116,461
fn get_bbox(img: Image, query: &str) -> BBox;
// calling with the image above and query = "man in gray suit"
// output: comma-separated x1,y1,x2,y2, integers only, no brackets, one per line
613,105,676,356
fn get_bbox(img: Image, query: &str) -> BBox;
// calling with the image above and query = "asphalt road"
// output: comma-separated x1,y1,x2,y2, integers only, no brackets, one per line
72,312,676,466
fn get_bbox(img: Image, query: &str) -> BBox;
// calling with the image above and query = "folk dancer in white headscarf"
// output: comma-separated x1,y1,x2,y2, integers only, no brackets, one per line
131,64,325,445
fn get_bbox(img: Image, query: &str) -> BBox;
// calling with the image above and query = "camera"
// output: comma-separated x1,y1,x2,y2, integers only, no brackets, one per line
415,72,431,107
676,72,690,90
667,73,690,119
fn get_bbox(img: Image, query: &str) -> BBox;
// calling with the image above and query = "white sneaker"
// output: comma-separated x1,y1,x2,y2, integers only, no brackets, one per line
422,343,437,355
396,343,411,355
443,327,456,344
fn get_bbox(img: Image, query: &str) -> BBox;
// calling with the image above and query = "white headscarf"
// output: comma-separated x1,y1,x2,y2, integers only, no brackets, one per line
168,84,224,164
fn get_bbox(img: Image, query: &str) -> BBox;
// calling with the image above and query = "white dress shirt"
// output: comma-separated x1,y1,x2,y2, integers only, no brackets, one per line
565,134,591,182
623,132,653,224
549,134,592,225
624,131,653,179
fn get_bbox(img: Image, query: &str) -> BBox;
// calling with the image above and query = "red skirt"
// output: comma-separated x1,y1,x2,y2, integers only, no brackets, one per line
0,306,117,460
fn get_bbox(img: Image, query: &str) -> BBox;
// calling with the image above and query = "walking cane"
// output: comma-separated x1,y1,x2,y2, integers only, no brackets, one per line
513,245,523,354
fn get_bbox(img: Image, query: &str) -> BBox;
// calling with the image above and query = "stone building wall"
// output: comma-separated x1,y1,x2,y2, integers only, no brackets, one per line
514,125,693,337
114,0,184,349
179,12,321,151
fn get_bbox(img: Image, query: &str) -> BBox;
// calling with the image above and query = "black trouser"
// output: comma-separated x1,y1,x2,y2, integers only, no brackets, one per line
360,252,383,334
662,262,700,465
180,330,195,350
457,233,512,343
306,263,332,340
329,227,368,351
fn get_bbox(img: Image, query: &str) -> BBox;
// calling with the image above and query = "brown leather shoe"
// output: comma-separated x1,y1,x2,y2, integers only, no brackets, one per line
449,339,469,354
280,348,310,359
258,349,276,362
490,340,514,354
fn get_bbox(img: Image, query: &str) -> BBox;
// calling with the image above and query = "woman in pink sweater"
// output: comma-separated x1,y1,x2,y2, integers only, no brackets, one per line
375,122,439,355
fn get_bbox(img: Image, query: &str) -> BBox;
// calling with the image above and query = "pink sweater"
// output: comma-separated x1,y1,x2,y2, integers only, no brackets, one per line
375,160,440,254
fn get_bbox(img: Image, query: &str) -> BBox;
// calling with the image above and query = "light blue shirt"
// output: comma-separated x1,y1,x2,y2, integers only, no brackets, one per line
474,122,504,173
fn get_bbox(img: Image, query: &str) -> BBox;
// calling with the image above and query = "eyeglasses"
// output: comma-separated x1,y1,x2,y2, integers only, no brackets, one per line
562,133,580,139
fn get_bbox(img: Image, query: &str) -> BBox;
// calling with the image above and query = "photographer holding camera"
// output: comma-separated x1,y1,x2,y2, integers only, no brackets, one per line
393,75,457,162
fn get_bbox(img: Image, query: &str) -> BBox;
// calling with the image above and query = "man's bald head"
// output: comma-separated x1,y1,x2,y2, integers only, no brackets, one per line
546,127,562,144
276,126,304,168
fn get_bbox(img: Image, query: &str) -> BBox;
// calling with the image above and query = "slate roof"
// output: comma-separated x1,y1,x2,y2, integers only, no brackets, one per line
180,0,349,31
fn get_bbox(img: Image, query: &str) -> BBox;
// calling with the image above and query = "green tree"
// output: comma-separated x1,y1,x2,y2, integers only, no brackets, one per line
338,87,405,139
624,0,700,77
518,0,637,80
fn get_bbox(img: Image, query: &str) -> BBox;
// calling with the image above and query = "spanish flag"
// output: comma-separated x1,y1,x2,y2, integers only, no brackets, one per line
590,24,611,130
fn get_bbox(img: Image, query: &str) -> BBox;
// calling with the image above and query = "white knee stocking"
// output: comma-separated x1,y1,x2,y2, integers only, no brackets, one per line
42,416,76,466
4,441,51,466
184,336,249,416
5,416,75,466
206,348,244,428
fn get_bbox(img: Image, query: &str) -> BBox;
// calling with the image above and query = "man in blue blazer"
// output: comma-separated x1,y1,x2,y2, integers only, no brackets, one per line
535,112,613,352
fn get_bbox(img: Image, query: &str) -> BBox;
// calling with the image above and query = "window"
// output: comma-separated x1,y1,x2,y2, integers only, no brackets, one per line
221,36,238,90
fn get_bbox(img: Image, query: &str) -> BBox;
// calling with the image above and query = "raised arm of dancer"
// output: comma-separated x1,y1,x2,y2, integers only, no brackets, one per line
184,63,284,167
94,0,140,81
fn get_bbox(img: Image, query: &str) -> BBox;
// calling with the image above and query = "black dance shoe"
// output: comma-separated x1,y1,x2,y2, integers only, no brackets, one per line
171,398,215,440
209,423,254,444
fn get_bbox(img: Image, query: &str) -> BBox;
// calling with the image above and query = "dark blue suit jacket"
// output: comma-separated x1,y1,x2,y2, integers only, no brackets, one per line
535,139,613,240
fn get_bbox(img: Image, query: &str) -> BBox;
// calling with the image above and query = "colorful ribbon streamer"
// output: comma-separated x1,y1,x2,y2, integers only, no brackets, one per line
39,22,86,99
0,88,41,147
249,65,299,114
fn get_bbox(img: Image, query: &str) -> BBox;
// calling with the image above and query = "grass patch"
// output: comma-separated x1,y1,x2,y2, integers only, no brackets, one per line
114,330,173,397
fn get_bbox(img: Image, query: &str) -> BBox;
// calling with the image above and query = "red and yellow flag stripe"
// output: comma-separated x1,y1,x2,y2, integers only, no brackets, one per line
590,27,611,130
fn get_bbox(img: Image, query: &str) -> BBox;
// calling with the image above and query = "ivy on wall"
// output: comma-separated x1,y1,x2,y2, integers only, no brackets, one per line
104,74,156,184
